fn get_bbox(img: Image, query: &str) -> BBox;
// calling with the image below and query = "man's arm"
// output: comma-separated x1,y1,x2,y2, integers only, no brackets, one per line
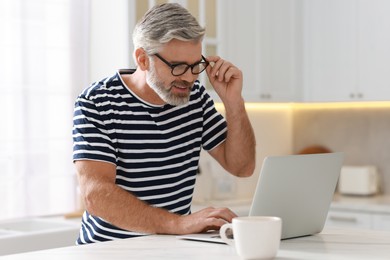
76,160,237,234
205,56,256,177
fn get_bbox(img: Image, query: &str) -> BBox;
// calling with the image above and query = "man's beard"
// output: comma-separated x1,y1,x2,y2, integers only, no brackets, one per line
146,66,193,106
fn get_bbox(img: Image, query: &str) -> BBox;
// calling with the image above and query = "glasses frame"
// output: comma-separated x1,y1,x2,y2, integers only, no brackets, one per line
153,53,209,76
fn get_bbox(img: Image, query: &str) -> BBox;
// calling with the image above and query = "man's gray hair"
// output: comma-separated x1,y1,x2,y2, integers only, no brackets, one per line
132,3,205,57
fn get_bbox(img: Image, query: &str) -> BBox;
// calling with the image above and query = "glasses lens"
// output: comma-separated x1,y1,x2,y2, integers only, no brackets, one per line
171,60,209,76
192,62,208,75
172,64,189,76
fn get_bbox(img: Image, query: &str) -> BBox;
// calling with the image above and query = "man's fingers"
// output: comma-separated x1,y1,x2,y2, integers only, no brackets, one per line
204,207,238,222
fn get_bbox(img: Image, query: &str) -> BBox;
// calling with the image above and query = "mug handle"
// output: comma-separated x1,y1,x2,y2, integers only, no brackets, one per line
219,223,234,246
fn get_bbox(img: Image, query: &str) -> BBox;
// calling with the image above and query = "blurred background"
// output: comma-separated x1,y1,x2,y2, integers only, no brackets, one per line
1,0,390,225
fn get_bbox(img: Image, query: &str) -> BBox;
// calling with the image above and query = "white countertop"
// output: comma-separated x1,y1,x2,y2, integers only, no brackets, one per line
2,228,390,260
331,194,390,214
193,194,390,216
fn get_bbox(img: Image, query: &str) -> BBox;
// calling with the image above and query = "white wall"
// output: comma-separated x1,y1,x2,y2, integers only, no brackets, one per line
89,0,135,83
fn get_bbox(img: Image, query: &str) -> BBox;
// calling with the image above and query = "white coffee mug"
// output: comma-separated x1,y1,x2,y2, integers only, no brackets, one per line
220,216,282,259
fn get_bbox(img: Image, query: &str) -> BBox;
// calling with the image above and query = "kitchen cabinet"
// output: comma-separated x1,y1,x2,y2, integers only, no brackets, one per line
221,0,390,102
326,210,372,229
219,0,302,102
326,209,390,231
326,194,390,231
303,0,390,102
131,0,390,102
372,214,390,230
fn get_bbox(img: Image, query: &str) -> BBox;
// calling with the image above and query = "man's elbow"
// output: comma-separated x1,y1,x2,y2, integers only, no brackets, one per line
231,160,256,178
82,189,99,215
81,183,107,216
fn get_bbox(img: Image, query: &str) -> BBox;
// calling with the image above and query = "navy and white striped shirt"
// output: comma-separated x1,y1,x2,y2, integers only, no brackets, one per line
72,70,227,244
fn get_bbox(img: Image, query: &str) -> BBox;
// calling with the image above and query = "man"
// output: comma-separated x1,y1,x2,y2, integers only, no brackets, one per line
73,3,256,244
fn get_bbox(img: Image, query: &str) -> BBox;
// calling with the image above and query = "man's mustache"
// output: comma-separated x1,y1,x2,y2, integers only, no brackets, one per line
170,80,193,89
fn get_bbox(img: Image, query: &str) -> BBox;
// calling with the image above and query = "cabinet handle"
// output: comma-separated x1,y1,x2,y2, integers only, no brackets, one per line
349,92,364,99
328,216,357,223
260,93,272,99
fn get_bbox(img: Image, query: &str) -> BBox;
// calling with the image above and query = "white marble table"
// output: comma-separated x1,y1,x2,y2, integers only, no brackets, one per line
2,228,390,259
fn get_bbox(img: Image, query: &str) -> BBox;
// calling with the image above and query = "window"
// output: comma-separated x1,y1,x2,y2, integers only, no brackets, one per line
0,0,89,220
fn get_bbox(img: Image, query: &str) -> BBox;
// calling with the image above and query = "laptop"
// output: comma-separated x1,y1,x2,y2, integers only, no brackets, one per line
178,152,344,243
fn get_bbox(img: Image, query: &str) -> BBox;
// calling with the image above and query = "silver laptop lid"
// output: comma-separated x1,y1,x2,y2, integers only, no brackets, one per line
249,152,344,239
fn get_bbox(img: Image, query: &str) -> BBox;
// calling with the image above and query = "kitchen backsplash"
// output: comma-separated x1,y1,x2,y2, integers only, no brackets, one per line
194,104,293,202
194,103,390,202
293,104,390,194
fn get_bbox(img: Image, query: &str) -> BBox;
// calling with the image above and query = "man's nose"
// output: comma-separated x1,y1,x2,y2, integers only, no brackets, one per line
179,68,197,82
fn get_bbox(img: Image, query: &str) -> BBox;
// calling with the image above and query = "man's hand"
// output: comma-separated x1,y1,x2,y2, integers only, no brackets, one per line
205,56,244,104
174,207,238,234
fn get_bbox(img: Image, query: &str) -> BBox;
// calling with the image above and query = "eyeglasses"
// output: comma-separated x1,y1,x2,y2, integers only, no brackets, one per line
153,53,209,76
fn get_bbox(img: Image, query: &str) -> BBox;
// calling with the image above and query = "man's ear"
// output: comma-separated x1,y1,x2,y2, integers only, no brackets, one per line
135,48,149,71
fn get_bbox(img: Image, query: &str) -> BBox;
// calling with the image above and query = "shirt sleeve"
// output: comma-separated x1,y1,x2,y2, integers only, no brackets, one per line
200,87,227,151
72,93,117,165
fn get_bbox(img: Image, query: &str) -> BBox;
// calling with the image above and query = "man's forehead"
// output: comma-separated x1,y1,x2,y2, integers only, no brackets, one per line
159,40,202,63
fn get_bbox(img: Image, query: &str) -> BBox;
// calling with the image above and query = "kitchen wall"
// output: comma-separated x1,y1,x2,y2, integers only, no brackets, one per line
194,103,390,203
293,104,390,194
193,104,293,202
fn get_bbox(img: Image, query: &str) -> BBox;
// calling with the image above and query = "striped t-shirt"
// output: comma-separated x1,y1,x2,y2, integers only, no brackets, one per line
72,70,227,244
